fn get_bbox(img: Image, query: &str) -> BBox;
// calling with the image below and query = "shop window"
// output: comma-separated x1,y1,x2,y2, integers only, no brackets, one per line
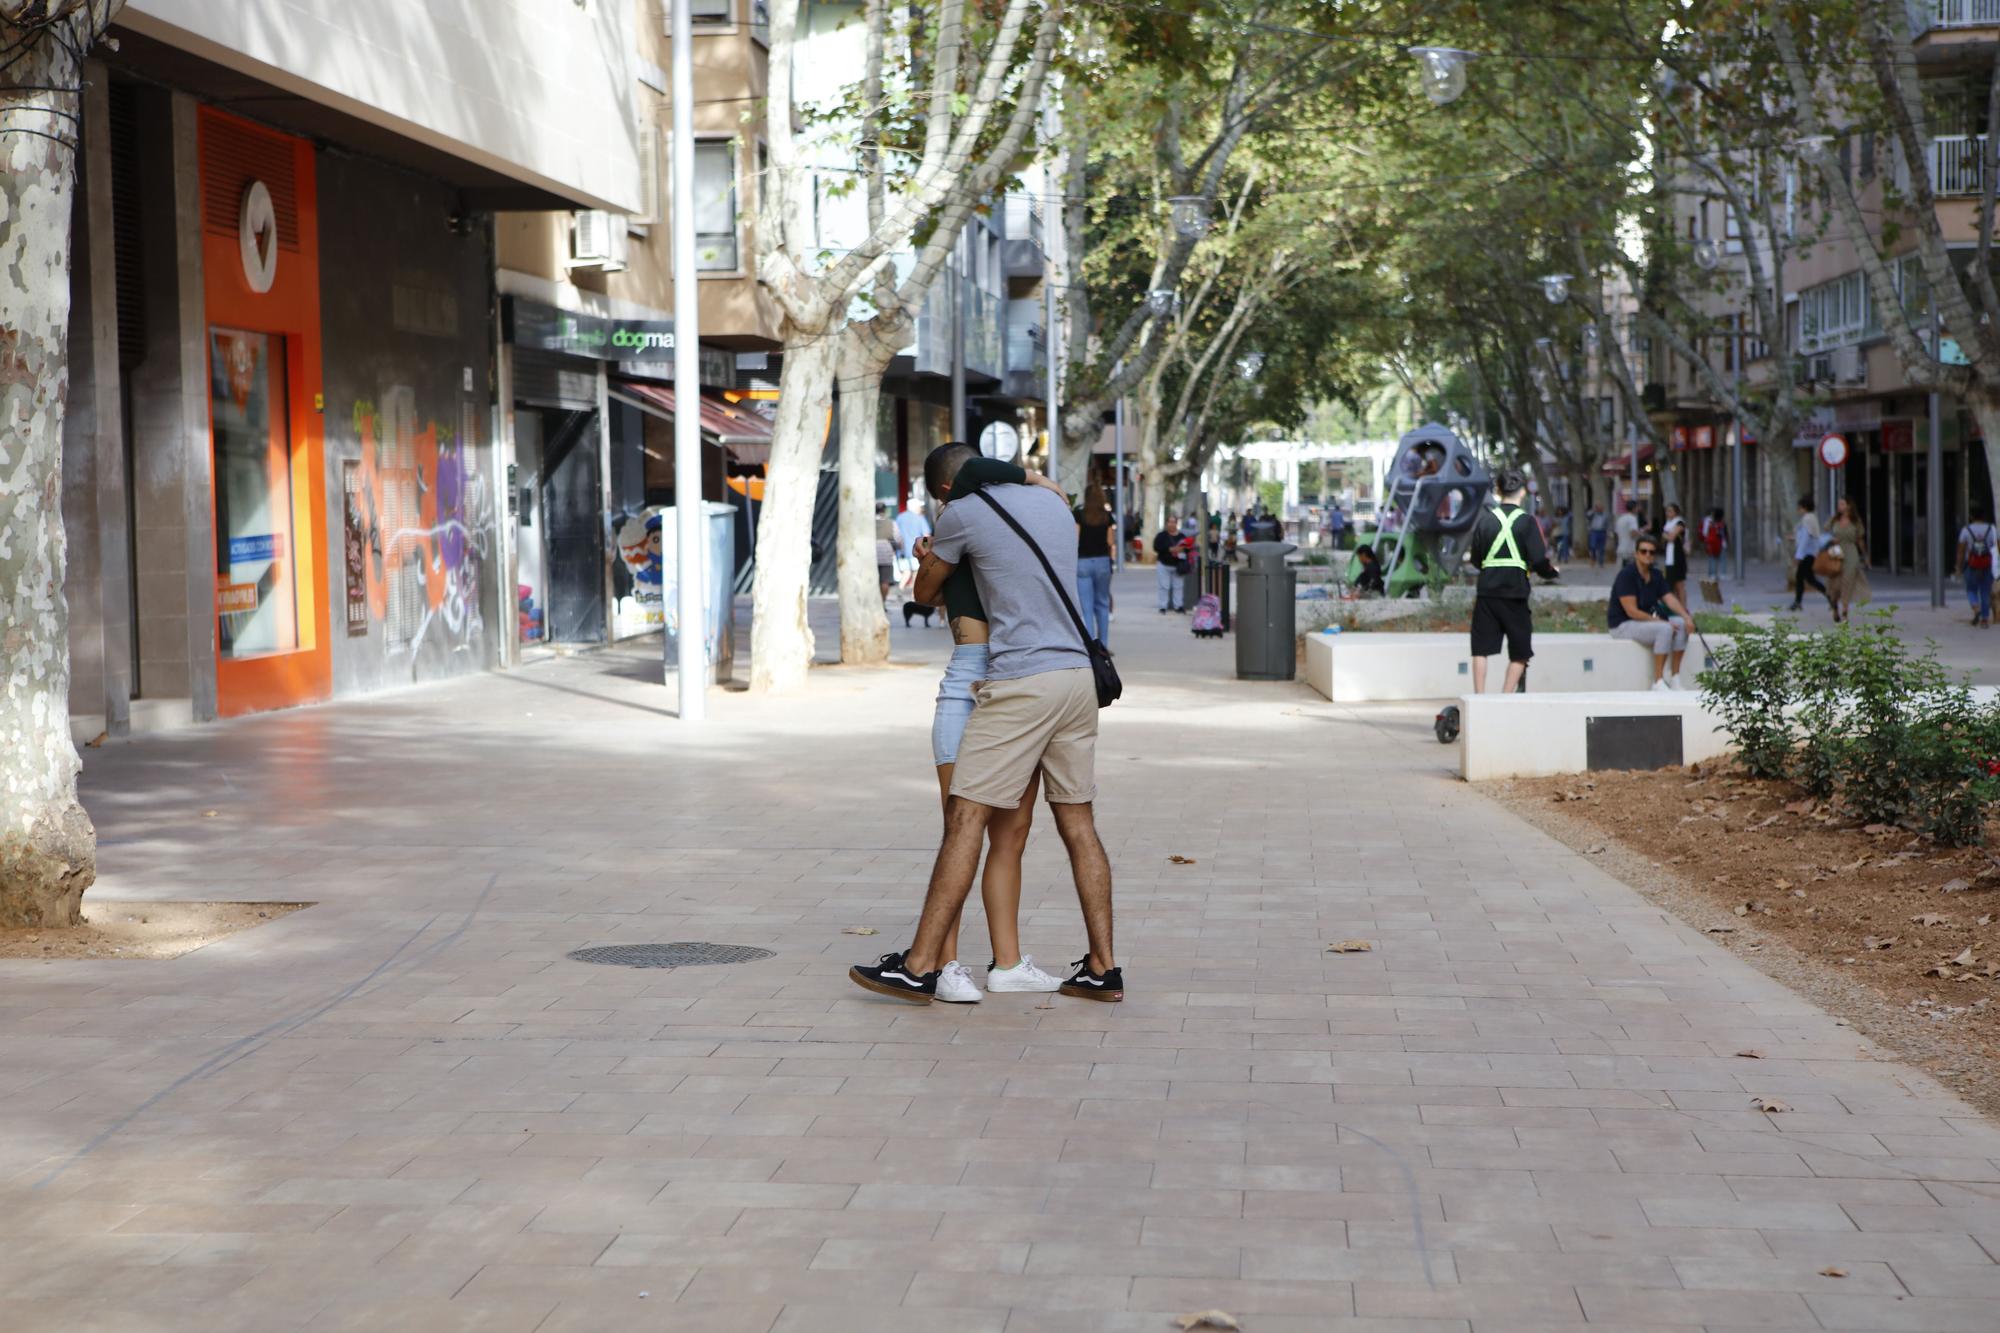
209,329,300,658
694,139,740,271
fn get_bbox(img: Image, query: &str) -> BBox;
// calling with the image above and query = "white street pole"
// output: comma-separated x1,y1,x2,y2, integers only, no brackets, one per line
1045,256,1060,481
670,0,705,721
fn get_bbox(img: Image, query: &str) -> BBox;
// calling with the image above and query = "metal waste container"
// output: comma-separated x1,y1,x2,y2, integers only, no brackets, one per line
661,501,738,685
1235,540,1297,680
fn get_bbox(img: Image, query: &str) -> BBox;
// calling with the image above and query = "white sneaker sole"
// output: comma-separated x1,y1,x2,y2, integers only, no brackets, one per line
986,975,1062,993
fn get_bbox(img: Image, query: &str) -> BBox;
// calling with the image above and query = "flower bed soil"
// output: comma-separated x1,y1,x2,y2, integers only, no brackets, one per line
1493,765,2000,1116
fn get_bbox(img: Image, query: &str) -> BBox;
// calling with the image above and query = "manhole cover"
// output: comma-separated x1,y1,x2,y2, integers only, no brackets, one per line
565,942,774,969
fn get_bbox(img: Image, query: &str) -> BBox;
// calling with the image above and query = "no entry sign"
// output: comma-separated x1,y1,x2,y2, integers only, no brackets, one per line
1818,433,1849,468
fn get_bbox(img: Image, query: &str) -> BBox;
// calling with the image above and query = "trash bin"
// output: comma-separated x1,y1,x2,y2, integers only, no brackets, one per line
1235,540,1297,680
661,501,738,685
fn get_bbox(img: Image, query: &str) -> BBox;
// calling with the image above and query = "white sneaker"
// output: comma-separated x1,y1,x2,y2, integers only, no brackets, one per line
1650,678,1673,693
935,961,983,1004
986,955,1062,993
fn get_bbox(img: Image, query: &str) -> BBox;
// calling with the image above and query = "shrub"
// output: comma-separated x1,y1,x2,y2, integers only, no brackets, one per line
1698,619,1799,780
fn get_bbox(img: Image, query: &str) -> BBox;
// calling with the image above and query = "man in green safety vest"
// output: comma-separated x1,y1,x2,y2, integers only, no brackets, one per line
1467,468,1560,694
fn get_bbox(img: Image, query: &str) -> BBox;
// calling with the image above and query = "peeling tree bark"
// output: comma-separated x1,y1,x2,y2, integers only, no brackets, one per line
833,318,904,665
1,0,123,927
747,333,838,694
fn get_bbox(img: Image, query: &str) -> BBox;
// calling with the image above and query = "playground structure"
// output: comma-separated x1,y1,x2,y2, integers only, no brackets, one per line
1346,423,1490,598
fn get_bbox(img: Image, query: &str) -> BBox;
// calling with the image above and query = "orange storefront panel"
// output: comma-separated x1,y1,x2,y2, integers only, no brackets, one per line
198,107,330,717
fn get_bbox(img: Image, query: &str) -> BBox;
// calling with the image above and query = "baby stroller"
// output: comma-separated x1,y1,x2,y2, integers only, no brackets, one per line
1190,593,1225,638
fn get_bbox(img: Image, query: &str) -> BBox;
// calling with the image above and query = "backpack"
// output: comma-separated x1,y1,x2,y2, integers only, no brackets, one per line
1702,518,1724,557
1191,594,1224,638
1971,523,1996,571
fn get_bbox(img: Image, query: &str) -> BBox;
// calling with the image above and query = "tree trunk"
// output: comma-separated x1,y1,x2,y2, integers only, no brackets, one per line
1969,395,2000,522
749,334,839,693
1757,441,1794,568
834,327,893,665
0,6,106,928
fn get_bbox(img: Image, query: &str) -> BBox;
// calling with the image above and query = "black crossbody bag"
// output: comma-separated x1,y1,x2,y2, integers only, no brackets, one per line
974,491,1122,708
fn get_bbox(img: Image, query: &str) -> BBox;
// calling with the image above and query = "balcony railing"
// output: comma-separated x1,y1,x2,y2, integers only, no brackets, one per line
1917,0,2000,29
1928,134,1987,196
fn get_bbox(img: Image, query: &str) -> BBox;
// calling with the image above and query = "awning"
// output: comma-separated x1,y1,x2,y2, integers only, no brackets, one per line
1601,442,1658,474
611,381,775,464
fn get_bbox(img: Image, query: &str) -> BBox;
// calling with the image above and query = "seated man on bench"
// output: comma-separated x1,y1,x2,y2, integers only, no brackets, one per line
1608,532,1695,691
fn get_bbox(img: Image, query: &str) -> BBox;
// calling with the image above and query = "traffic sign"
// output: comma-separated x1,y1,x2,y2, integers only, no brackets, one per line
1818,433,1849,468
978,421,1021,462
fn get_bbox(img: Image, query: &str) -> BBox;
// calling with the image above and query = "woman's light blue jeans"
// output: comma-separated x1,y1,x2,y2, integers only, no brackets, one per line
1076,556,1113,643
931,643,990,766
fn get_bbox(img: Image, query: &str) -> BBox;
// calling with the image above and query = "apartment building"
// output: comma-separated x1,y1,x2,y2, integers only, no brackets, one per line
494,0,782,657
1650,1,2000,570
60,0,642,740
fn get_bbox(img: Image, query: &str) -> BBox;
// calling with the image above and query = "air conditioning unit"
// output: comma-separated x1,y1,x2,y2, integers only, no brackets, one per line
1831,345,1866,386
569,210,629,272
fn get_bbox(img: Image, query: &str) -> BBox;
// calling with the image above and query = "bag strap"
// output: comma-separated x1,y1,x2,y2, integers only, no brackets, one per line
973,491,1095,654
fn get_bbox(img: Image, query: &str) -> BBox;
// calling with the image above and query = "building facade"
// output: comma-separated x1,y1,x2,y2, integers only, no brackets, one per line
62,0,644,738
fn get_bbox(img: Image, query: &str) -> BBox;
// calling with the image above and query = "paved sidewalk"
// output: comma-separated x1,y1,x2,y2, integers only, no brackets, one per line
3,569,1998,1331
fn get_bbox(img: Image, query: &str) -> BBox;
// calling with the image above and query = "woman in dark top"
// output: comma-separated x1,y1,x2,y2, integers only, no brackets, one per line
916,453,1070,1002
1075,480,1114,646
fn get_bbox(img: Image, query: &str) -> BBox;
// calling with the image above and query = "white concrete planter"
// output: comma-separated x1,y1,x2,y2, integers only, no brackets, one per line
1304,631,1732,703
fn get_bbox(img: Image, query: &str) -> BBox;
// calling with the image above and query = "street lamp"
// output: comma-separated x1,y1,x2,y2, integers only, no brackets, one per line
1539,273,1571,304
1693,237,1721,271
1409,46,1471,106
1168,195,1212,239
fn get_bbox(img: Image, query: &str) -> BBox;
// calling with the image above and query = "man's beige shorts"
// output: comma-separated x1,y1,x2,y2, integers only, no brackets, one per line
948,668,1097,809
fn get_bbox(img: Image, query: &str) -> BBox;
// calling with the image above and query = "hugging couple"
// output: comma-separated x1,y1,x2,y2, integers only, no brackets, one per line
848,443,1122,1006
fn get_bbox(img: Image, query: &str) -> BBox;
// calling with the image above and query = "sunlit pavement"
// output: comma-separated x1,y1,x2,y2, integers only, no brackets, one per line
2,567,1996,1331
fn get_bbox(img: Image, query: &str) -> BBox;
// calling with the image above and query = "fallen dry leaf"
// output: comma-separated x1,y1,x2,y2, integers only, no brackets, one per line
1752,1096,1792,1113
1980,915,1993,926
1735,1049,1765,1059
1863,824,1894,836
1326,939,1374,953
1176,1314,1241,1332
84,731,107,748
1819,1266,1848,1278
1734,904,1750,917
1751,812,1782,830
841,927,878,936
1784,799,1815,815
1925,965,1954,979
1168,855,1197,865
1912,914,1948,927
1863,936,1897,951
1952,947,1978,967
1773,879,1793,891
1941,878,1972,894
201,810,218,818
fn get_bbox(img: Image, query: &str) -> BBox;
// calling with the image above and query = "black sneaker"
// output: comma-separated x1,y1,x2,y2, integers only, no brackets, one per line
1060,956,1124,1002
849,951,938,1004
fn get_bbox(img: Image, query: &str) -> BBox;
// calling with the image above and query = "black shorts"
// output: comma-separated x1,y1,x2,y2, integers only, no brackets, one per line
1471,596,1533,662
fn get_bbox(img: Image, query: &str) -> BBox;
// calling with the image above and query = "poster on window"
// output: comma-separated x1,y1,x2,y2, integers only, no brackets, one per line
342,459,369,636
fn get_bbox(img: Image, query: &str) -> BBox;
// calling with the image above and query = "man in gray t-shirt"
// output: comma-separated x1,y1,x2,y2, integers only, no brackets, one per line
928,482,1089,680
849,443,1122,1007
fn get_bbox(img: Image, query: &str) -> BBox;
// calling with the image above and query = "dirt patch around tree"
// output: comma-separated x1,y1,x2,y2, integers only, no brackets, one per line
1491,766,2000,1117
0,901,311,961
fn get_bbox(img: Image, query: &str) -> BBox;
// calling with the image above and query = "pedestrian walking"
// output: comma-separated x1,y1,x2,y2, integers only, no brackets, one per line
1153,520,1187,612
909,450,1070,1003
1660,503,1689,610
1587,502,1609,569
853,442,1121,1005
1959,505,1996,627
1789,495,1834,615
1467,468,1559,695
1826,496,1871,624
1613,502,1640,567
875,502,898,602
1609,533,1697,690
1551,505,1572,564
1075,480,1114,646
1700,508,1728,580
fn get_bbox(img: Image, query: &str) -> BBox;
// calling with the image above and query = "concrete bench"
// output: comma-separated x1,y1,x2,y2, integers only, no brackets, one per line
1457,690,1731,780
1304,631,1729,703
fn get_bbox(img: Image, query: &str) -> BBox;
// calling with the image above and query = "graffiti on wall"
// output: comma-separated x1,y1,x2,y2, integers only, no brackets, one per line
347,389,493,671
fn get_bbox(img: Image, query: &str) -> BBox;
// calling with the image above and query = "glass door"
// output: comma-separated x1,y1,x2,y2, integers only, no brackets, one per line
209,328,300,658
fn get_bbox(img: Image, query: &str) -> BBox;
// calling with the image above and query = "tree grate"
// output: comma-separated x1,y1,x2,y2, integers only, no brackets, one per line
564,943,775,969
